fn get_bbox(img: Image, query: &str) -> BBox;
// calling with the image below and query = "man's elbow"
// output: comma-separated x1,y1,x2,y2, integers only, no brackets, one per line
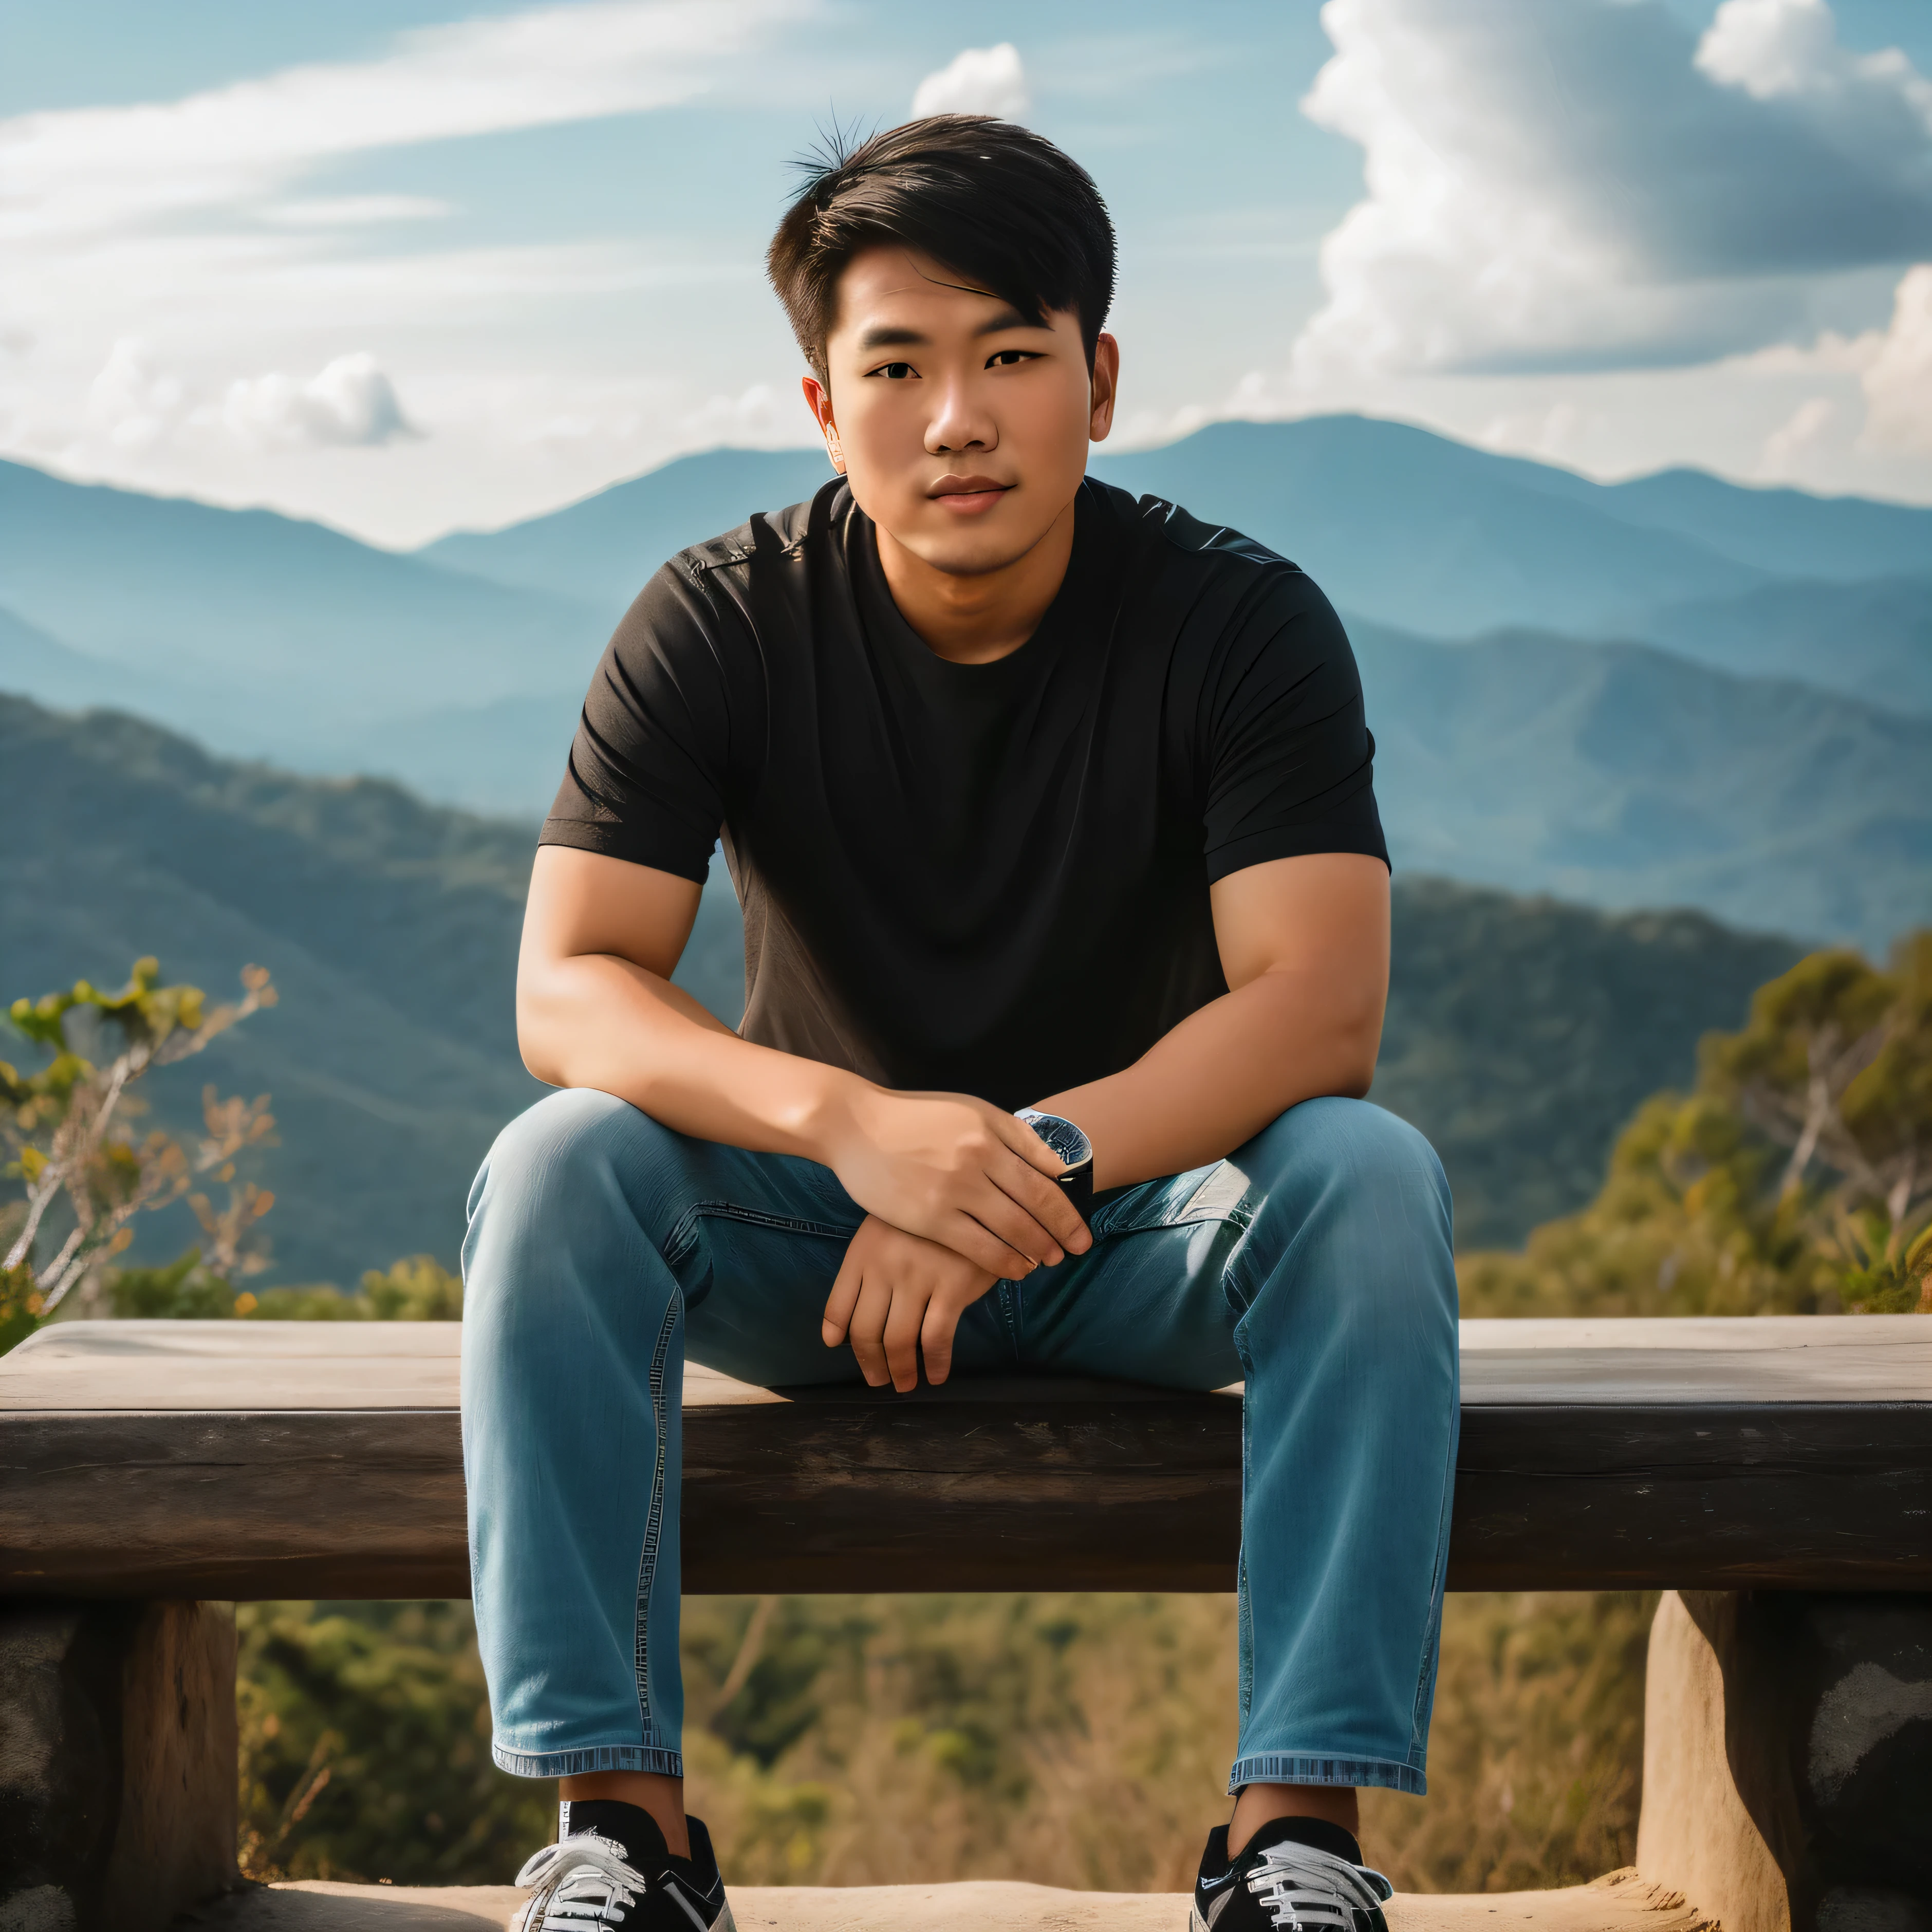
515,983,569,1089
1325,1009,1383,1102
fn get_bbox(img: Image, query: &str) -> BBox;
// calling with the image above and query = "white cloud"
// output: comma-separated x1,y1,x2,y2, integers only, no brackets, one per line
263,196,454,228
1293,0,1932,379
1757,394,1841,478
1724,259,1932,452
81,339,416,453
0,0,811,243
86,338,188,451
222,354,417,449
912,43,1029,120
1860,263,1932,452
1695,0,1932,110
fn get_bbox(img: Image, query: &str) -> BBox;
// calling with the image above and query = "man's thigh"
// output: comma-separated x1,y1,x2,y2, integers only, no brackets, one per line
1010,1160,1250,1389
650,1123,1015,1388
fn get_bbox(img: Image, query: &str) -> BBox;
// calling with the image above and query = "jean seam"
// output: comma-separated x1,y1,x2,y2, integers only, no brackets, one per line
1233,1323,1255,1735
663,1200,855,1269
1407,1376,1460,1769
633,1288,681,1742
997,1279,1022,1354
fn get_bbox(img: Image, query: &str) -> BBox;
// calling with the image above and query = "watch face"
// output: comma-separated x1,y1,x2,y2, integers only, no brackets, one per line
1015,1110,1095,1226
1017,1110,1092,1172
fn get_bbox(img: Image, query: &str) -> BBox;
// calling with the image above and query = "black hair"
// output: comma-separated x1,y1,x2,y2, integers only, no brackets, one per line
767,115,1116,380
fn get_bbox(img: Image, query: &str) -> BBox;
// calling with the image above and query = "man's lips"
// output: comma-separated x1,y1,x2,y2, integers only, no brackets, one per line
928,475,1012,513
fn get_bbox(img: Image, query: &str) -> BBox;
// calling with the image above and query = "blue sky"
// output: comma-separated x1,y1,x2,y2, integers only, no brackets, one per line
6,0,1932,545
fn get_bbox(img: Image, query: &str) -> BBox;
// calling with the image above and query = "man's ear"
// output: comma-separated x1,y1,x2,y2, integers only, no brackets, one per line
1088,333,1120,445
801,374,846,473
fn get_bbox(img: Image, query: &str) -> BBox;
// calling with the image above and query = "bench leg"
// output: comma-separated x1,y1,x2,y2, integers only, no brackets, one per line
0,1600,241,1931
1637,1588,1932,1932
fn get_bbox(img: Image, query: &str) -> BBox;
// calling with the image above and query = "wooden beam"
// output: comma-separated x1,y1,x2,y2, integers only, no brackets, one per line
1,1320,1927,1598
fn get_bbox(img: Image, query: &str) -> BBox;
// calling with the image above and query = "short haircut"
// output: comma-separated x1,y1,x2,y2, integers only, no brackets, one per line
768,115,1117,381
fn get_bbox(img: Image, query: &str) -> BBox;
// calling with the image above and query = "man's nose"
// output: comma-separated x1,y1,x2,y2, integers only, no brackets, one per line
925,378,997,456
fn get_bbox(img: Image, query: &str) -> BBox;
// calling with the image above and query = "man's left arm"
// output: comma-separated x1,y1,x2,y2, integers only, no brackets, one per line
1029,848,1390,1190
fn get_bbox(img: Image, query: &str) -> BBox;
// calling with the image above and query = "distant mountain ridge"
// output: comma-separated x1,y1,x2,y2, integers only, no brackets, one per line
419,417,1932,699
0,457,603,740
6,417,1929,948
0,694,1797,1272
1353,621,1932,951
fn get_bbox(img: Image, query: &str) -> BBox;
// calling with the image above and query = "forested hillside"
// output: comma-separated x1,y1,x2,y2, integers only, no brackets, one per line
3,695,1797,1273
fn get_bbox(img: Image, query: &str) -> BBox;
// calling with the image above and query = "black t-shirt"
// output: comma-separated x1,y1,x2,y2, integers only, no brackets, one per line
542,476,1387,1111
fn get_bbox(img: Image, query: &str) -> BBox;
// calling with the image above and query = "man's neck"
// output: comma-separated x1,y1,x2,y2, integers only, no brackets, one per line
876,495,1079,666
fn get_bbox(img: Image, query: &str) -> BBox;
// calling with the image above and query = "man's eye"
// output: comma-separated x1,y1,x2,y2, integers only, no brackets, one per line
987,349,1032,368
870,362,916,380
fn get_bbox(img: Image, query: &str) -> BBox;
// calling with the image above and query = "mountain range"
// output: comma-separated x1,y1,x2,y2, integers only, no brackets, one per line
0,694,1797,1278
4,416,1929,949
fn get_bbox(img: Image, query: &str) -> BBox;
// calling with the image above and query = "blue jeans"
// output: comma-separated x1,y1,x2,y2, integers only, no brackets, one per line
461,1090,1459,1796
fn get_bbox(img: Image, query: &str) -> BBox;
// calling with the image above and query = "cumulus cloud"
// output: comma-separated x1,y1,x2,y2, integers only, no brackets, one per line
222,354,417,449
1757,395,1842,478
912,44,1029,120
1293,0,1932,378
0,0,811,243
82,340,416,453
1860,263,1932,452
86,338,188,451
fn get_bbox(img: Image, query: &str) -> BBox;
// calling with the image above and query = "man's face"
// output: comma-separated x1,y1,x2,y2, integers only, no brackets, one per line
804,245,1117,577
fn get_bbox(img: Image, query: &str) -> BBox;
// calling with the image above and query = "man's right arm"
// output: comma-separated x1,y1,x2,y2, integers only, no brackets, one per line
516,845,1087,1279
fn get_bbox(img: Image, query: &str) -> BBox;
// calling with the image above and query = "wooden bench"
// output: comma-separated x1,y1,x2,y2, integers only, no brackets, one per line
2,1316,1928,1932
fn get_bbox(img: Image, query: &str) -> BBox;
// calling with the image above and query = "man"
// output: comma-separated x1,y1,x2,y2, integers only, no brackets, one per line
465,116,1458,1932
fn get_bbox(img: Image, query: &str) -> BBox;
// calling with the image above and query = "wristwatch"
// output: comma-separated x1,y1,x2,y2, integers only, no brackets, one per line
1014,1109,1095,1225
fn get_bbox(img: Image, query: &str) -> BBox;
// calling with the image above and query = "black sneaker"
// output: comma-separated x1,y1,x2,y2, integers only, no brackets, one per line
514,1813,735,1932
1191,1821,1394,1932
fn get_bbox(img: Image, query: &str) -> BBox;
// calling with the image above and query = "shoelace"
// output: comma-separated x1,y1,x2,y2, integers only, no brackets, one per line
514,1832,648,1931
1243,1841,1394,1932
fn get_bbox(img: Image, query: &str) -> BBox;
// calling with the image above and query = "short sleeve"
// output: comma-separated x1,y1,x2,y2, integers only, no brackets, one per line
1199,570,1389,883
540,560,745,883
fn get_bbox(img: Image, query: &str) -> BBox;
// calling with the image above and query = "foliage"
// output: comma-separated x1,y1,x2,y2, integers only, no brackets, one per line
236,1600,551,1883
243,1254,465,1322
1,957,276,1335
103,1251,462,1323
1376,879,1797,1248
1461,933,1932,1318
234,1589,1649,1893
7,694,1833,1278
1361,1592,1655,1893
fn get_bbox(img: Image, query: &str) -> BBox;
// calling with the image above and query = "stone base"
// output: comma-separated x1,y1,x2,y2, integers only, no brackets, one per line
1635,1589,1932,1932
0,1600,239,1932
170,1871,1712,1932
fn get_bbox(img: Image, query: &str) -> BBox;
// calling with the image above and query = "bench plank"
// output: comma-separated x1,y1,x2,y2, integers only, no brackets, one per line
2,1319,1927,1597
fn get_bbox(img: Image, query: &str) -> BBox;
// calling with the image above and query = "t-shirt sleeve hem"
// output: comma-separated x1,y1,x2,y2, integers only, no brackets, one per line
1203,819,1391,886
538,815,715,886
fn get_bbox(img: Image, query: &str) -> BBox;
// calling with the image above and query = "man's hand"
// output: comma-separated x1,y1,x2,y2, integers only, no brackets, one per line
825,1089,1090,1279
823,1215,1002,1391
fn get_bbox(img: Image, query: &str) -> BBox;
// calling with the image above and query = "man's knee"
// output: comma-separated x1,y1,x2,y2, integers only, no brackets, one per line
1241,1098,1455,1306
1251,1095,1445,1204
469,1086,677,1244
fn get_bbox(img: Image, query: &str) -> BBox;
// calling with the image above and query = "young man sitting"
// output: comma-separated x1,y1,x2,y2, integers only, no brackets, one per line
464,115,1458,1932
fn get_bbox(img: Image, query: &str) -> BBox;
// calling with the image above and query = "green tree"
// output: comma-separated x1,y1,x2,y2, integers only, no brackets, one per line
1,958,276,1345
1461,932,1932,1317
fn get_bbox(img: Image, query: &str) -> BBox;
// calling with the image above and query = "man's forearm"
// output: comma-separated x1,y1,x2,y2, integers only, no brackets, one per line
519,951,868,1162
518,946,1085,1277
1032,964,1383,1192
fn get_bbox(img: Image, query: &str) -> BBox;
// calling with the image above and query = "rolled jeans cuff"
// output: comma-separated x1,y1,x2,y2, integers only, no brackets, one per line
492,1741,685,1780
1227,1753,1426,1797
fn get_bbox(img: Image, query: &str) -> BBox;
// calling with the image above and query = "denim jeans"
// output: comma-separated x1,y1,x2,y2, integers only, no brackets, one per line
461,1089,1459,1796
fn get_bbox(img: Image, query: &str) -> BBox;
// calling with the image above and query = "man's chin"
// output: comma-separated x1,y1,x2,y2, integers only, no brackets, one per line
895,519,1053,580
